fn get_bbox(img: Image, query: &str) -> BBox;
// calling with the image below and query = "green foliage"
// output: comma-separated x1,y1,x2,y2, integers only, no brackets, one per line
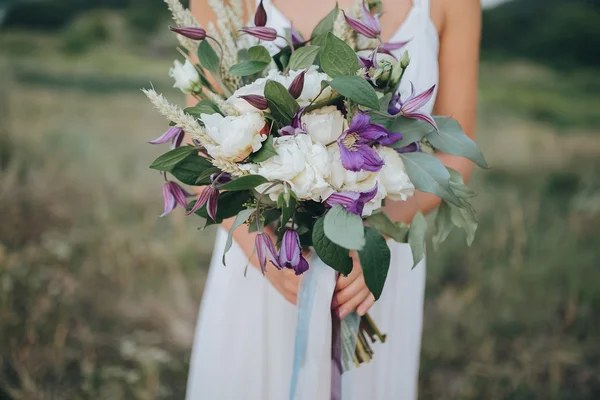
400,152,461,206
217,175,269,191
288,45,321,71
223,209,256,264
329,76,379,109
312,217,353,276
228,61,269,76
248,135,277,163
149,146,196,172
198,41,220,76
357,227,391,300
264,80,299,125
323,205,365,250
320,33,360,78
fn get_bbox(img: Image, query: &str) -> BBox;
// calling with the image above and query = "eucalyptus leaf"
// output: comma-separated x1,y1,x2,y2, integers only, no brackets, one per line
312,217,353,276
229,60,269,76
426,117,488,169
288,45,321,70
218,175,269,191
248,45,272,63
323,205,365,250
198,40,220,76
389,117,436,148
264,80,299,124
358,227,391,299
400,152,462,206
432,201,453,250
170,153,217,185
149,146,196,172
329,76,379,109
407,211,427,268
366,212,409,243
320,33,360,78
447,167,477,199
223,209,256,264
248,135,278,162
311,5,338,39
449,201,478,246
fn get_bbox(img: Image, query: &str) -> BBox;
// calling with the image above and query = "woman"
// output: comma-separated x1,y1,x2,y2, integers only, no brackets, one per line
186,0,480,398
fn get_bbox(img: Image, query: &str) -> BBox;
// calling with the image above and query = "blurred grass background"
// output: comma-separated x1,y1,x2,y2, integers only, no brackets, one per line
1,0,600,399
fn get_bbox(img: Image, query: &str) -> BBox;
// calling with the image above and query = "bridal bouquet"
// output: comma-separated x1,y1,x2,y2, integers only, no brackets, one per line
145,0,486,367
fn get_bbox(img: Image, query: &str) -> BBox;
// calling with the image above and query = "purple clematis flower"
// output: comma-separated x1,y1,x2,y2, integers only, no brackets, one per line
388,83,438,131
278,107,306,136
148,127,185,149
338,113,401,172
239,26,278,41
161,181,192,217
255,232,281,273
186,185,219,220
326,184,378,216
343,2,381,39
240,94,269,110
169,26,207,40
279,230,309,275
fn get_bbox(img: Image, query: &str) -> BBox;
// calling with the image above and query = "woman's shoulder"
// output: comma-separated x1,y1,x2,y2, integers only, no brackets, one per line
431,0,481,35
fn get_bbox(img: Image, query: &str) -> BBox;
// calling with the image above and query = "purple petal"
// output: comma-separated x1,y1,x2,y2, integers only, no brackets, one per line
360,2,381,34
348,113,372,133
240,27,278,41
290,24,303,44
356,145,384,172
279,230,302,269
403,111,439,131
378,131,402,146
172,130,185,149
210,172,232,187
339,144,365,172
380,40,409,53
148,127,183,145
186,186,212,216
160,183,177,217
170,181,192,208
359,184,379,203
356,124,388,142
395,142,421,153
256,233,280,273
169,26,206,40
278,125,299,136
206,188,219,221
294,256,309,275
254,0,267,27
358,55,372,70
342,11,379,39
288,70,306,99
402,84,436,114
239,94,268,110
326,191,361,207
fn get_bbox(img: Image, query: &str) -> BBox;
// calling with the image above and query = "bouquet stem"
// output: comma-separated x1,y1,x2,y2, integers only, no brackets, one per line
353,313,386,366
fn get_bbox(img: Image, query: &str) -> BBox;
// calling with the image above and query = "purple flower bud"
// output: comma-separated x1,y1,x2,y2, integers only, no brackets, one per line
290,25,304,45
278,230,309,275
255,232,281,274
395,142,420,153
254,0,268,27
169,26,207,41
161,181,192,217
148,127,185,149
326,185,378,216
210,172,232,187
186,186,219,220
288,70,306,99
239,94,269,110
342,3,381,39
240,27,278,41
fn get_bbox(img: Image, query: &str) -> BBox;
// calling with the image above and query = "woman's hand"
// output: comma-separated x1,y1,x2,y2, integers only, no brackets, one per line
334,252,375,319
265,266,302,305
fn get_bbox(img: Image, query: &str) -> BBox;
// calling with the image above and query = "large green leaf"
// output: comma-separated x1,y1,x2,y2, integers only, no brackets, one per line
223,209,256,264
311,5,338,40
407,211,427,268
218,175,269,191
366,212,409,243
228,61,269,76
198,40,220,76
320,33,360,78
312,217,353,276
449,201,478,246
329,76,379,109
358,227,391,300
248,45,272,63
323,205,365,250
264,80,299,125
149,146,196,172
400,152,462,206
192,190,251,226
447,167,476,199
432,200,453,250
170,153,218,186
426,117,488,169
248,135,278,163
389,117,436,148
288,45,321,70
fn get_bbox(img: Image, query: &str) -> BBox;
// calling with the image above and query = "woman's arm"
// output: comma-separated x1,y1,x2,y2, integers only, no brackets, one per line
383,0,481,224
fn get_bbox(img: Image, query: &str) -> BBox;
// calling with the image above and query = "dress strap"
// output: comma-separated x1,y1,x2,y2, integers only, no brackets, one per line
413,0,431,17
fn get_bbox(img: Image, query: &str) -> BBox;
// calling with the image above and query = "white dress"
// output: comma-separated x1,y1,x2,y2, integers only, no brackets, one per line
186,0,439,398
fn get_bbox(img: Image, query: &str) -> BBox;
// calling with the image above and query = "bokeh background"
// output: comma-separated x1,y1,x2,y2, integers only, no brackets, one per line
1,0,599,398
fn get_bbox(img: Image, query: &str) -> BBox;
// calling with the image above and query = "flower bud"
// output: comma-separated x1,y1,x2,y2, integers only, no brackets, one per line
169,26,207,40
239,95,269,110
288,70,306,99
254,0,268,27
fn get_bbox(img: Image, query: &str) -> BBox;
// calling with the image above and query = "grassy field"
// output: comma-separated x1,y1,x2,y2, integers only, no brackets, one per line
1,28,600,399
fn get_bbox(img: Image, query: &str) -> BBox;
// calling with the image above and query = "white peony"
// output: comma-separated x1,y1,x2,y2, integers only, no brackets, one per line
327,145,376,191
169,59,201,94
255,134,333,201
302,106,347,145
291,67,335,106
201,112,267,162
377,146,415,201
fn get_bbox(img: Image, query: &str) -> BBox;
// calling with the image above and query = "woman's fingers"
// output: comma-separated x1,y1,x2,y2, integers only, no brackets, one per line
334,273,365,305
335,255,362,291
357,293,376,316
338,287,371,319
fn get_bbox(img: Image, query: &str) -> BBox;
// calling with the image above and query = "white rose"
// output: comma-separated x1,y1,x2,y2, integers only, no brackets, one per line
256,134,333,201
169,59,201,94
302,106,347,145
377,146,415,201
201,112,267,162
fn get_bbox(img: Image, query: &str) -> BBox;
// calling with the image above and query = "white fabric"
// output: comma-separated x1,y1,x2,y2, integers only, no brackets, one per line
186,1,439,398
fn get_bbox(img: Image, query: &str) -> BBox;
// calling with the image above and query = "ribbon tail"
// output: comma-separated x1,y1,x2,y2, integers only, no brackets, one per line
330,274,343,400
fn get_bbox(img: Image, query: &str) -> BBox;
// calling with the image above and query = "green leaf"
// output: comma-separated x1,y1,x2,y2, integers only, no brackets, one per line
170,153,217,185
184,104,220,118
432,200,453,251
320,33,360,78
388,117,435,148
248,45,272,63
366,212,409,243
264,80,299,125
248,208,281,232
218,175,269,191
288,45,321,70
449,201,478,246
329,76,379,109
223,209,256,264
228,61,269,76
198,40,220,76
323,204,365,250
447,167,476,199
426,117,488,169
311,5,338,39
248,135,278,162
407,211,427,268
192,190,251,226
149,146,196,172
358,227,391,300
195,99,222,112
378,93,393,112
278,191,297,226
400,152,462,206
312,217,353,276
